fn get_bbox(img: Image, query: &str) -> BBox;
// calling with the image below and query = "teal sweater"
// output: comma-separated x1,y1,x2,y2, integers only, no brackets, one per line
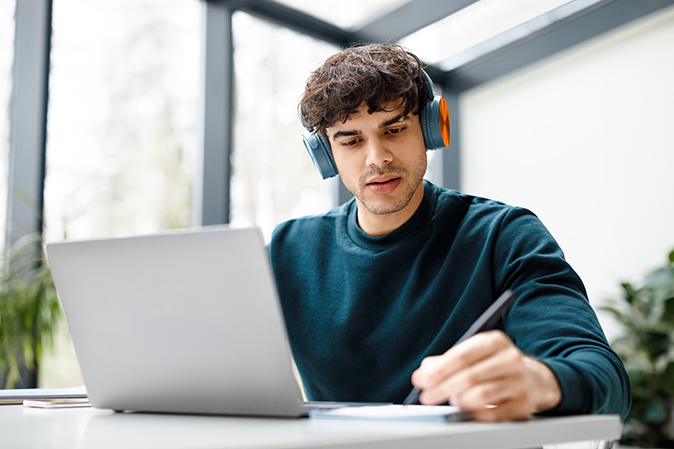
269,181,631,419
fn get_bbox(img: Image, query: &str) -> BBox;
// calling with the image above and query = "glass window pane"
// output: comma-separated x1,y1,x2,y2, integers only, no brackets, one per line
400,0,575,64
0,0,16,256
270,0,409,30
44,0,201,243
231,11,339,242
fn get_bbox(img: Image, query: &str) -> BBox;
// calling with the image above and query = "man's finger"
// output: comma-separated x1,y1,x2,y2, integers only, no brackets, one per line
470,397,532,422
451,376,527,411
418,348,522,405
438,344,523,396
413,331,513,390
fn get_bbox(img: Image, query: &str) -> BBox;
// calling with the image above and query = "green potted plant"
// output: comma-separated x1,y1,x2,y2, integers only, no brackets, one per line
0,233,62,389
601,249,674,448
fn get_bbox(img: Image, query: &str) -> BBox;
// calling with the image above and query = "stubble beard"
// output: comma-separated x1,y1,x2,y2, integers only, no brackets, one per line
342,152,428,216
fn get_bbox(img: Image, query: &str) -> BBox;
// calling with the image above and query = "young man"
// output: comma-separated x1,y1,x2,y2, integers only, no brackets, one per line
268,44,631,421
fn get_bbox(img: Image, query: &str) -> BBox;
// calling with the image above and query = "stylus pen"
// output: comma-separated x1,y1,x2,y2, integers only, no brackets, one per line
402,289,517,406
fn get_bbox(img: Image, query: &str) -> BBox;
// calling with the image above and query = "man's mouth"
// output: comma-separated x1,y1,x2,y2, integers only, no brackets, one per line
366,176,402,195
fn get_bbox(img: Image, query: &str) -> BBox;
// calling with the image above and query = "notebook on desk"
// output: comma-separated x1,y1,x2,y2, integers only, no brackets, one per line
45,226,367,418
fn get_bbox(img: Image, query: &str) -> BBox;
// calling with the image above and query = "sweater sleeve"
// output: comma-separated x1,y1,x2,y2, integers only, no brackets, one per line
492,207,631,420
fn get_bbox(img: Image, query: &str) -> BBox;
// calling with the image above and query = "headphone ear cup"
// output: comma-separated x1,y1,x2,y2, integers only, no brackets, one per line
420,96,451,150
302,130,338,179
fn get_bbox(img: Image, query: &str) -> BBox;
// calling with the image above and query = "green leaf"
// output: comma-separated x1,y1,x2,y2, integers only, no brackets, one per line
643,399,669,424
644,267,674,290
629,377,652,401
627,397,647,421
622,282,638,305
662,361,674,397
599,305,637,331
668,248,674,264
643,330,670,359
663,296,674,326
0,230,63,388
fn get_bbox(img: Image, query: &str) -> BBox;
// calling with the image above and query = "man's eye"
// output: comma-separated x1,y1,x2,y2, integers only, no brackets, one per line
388,127,405,135
341,139,359,146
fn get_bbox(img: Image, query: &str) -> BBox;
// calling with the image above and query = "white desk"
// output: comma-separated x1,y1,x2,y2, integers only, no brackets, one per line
0,405,621,449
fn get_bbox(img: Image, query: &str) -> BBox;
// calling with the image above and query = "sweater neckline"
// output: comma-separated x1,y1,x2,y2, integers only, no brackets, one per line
346,180,437,251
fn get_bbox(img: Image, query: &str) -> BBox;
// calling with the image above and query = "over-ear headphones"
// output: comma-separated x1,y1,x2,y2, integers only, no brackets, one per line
301,70,451,180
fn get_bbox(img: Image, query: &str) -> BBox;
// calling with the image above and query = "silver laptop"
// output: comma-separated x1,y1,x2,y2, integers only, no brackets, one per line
45,226,340,418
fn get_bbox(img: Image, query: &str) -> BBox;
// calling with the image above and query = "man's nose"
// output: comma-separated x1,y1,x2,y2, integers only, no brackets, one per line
364,139,393,167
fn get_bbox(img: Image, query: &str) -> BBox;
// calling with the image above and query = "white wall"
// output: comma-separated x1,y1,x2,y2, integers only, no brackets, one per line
460,5,674,339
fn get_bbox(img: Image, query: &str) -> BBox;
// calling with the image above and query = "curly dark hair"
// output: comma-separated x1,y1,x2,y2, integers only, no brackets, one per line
299,44,429,138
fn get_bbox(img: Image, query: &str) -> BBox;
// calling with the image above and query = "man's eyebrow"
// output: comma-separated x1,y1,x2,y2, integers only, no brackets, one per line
380,114,408,128
331,129,359,140
330,114,410,140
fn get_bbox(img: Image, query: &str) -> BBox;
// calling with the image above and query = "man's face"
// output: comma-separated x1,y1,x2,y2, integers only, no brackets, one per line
326,101,427,219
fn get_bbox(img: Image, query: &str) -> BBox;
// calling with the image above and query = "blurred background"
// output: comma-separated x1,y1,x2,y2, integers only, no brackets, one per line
1,0,673,389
